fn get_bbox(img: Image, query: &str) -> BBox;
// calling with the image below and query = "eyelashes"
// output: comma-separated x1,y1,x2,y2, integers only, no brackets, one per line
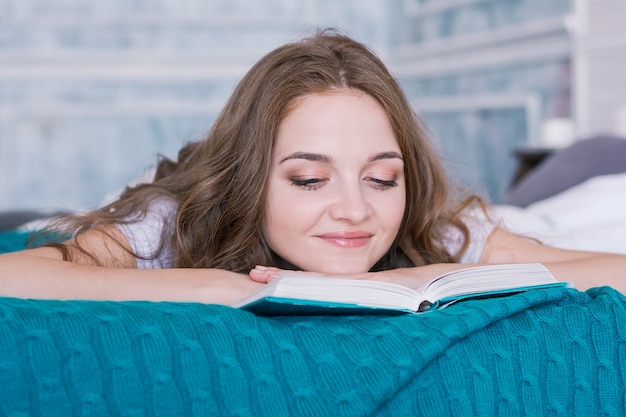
366,177,398,190
290,177,325,190
289,176,398,191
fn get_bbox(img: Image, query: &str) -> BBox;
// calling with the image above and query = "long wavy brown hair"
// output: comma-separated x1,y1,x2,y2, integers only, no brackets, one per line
46,29,477,272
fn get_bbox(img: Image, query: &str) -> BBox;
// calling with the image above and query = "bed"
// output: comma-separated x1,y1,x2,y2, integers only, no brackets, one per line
0,286,624,416
1,135,626,415
495,134,626,255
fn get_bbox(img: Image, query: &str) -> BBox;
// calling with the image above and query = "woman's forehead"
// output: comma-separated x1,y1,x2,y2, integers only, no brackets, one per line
272,91,401,163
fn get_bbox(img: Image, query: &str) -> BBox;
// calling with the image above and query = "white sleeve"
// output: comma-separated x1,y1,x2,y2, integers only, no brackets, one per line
116,198,177,269
441,209,496,264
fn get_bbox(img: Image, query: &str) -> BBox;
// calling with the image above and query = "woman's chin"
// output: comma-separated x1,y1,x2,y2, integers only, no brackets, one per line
310,263,372,276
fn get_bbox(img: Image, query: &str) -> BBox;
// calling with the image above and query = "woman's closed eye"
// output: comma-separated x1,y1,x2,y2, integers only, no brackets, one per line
290,176,398,191
290,177,327,190
366,176,398,190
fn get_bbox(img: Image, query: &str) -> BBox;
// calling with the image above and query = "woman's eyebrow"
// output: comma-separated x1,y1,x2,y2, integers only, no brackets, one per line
279,150,403,164
368,151,404,162
280,152,334,164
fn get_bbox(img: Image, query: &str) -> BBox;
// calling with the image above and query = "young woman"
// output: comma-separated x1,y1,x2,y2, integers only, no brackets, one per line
1,31,624,303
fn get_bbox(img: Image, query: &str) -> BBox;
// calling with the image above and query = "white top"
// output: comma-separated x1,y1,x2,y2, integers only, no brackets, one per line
116,198,177,269
117,199,495,269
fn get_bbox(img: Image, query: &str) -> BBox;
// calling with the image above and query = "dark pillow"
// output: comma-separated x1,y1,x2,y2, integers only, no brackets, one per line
0,210,51,232
504,135,626,207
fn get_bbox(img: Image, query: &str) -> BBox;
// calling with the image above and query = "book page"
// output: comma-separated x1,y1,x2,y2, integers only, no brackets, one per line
421,263,560,303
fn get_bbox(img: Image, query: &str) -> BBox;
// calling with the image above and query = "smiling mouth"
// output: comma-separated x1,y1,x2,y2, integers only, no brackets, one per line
318,232,373,248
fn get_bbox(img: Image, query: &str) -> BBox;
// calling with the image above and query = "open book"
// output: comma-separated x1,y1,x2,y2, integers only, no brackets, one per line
235,263,569,316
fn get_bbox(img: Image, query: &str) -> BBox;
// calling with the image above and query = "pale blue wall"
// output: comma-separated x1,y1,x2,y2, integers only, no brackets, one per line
0,0,573,211
394,0,573,201
0,0,396,211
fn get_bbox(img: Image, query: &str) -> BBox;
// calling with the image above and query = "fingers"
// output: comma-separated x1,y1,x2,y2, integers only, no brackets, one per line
249,265,281,283
249,265,330,283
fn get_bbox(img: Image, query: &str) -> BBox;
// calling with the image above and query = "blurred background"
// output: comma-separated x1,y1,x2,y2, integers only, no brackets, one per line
1,0,625,212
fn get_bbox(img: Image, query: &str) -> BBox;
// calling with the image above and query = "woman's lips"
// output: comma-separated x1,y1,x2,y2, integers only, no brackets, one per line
317,232,373,248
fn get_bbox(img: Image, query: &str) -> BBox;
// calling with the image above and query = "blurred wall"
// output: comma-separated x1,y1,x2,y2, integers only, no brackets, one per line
392,0,573,201
2,0,621,211
571,0,626,137
0,0,395,211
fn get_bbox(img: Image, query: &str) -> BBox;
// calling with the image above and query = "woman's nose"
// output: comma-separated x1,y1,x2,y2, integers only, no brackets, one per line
328,184,371,223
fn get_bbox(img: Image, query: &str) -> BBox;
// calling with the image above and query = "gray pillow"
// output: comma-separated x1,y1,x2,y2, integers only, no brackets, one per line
504,135,626,207
0,210,50,231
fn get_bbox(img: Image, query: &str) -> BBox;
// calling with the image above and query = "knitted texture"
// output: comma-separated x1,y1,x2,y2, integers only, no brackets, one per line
0,231,66,254
0,231,31,254
0,286,625,416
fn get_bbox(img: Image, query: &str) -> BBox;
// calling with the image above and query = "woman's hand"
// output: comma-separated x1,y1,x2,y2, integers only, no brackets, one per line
249,265,325,283
482,227,626,292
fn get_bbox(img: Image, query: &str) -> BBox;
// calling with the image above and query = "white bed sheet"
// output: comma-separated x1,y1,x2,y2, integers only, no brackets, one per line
494,172,626,254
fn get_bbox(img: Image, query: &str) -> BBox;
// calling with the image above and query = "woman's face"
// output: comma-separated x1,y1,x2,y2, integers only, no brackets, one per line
263,90,406,274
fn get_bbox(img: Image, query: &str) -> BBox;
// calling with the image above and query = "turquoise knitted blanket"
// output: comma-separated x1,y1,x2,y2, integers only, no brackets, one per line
1,286,625,416
0,230,32,254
